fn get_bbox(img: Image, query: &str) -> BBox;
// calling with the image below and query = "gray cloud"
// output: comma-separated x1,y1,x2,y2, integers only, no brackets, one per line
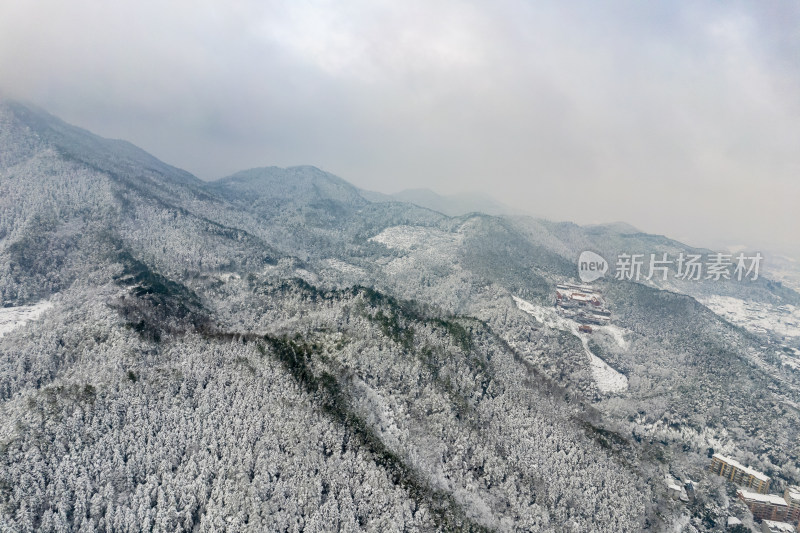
1,0,798,255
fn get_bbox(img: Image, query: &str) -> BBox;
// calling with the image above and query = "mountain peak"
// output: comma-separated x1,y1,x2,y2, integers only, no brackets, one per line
210,165,367,206
0,98,200,187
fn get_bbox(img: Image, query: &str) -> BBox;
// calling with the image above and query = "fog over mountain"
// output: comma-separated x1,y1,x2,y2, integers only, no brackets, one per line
1,1,798,256
359,189,517,218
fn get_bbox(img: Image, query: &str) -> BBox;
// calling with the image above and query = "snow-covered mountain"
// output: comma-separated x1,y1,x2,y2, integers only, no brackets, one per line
1,99,798,532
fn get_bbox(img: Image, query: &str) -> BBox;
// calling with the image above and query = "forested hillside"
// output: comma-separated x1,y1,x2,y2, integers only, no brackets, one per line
1,100,798,531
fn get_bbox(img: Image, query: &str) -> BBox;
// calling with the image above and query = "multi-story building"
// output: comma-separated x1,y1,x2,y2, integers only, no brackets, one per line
738,490,789,522
710,453,771,494
785,486,800,525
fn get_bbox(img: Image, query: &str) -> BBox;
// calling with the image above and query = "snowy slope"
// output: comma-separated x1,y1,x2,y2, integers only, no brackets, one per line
700,295,800,338
0,301,52,337
512,296,629,393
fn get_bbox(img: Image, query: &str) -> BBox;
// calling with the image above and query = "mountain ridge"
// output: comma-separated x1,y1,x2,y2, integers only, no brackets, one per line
0,100,798,532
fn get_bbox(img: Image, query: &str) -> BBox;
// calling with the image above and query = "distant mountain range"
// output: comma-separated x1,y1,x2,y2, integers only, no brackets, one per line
1,99,798,532
360,187,519,217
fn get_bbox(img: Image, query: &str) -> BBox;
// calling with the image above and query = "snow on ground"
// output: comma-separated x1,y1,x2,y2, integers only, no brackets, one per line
512,296,571,330
700,295,800,338
781,354,800,370
369,225,463,252
293,268,319,285
512,296,628,393
586,351,628,394
763,254,800,293
603,324,629,350
0,301,53,337
321,258,368,279
370,225,465,278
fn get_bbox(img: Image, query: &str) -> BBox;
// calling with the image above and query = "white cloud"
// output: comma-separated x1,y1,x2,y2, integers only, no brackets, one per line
0,0,798,256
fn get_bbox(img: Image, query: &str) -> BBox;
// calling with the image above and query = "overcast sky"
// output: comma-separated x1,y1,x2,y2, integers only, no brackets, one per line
1,1,798,256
